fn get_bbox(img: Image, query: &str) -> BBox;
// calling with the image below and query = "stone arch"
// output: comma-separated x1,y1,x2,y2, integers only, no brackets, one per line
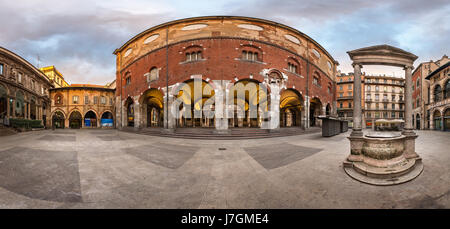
124,96,134,127
0,83,8,119
309,97,322,127
173,79,216,128
84,110,99,128
432,109,442,130
280,88,304,127
227,78,268,128
0,82,9,96
326,103,331,116
68,109,83,129
51,109,66,129
139,88,164,127
30,96,37,120
100,110,114,127
433,84,442,102
444,107,450,131
444,79,450,99
15,90,25,118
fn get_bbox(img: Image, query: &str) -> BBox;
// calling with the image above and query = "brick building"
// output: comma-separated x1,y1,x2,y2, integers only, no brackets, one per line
113,16,339,132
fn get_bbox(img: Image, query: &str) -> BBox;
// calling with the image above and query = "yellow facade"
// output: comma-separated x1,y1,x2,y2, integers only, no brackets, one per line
40,66,69,88
50,84,115,128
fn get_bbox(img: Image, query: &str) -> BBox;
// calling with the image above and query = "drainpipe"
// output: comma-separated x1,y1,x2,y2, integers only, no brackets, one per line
165,26,169,128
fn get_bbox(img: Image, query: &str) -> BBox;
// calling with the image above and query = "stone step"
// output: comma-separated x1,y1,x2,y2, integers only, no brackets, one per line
352,159,417,179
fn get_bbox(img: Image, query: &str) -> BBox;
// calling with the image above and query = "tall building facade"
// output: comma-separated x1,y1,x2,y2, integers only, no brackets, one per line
336,72,365,127
363,75,405,128
412,55,449,130
426,61,450,131
0,46,53,127
40,66,69,88
113,16,339,131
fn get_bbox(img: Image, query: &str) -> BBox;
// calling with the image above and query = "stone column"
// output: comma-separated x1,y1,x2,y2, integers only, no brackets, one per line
304,96,310,129
162,92,175,133
269,83,281,132
11,99,16,118
6,96,10,118
403,66,414,134
213,80,229,134
402,65,419,158
215,81,229,133
351,63,363,136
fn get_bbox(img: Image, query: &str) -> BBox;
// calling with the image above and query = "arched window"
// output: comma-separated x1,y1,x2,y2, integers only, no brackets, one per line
445,80,450,99
313,72,321,86
185,45,203,62
125,72,131,86
287,58,300,74
54,93,63,105
434,85,442,102
148,67,159,82
241,45,261,62
416,78,420,89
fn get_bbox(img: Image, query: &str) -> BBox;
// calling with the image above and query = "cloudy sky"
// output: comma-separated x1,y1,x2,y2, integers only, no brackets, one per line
1,0,448,84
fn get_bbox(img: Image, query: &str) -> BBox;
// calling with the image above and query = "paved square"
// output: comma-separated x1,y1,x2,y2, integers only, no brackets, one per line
124,144,199,169
244,144,322,169
0,129,449,209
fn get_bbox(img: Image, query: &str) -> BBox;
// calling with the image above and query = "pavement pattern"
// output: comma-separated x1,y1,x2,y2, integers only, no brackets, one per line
0,129,449,209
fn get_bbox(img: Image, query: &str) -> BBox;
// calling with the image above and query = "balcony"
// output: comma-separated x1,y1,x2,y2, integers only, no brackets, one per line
337,107,353,111
337,96,353,100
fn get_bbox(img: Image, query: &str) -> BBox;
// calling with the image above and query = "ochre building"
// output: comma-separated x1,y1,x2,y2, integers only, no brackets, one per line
40,66,69,88
113,16,339,131
49,84,115,129
0,46,53,127
336,72,365,127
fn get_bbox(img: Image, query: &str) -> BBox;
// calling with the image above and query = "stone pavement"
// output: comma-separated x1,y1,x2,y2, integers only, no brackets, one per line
0,129,449,209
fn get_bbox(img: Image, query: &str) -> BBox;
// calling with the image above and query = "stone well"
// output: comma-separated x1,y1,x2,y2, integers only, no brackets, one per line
343,45,423,185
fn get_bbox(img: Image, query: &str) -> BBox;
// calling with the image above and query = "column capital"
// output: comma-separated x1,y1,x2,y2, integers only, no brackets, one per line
403,65,414,71
352,63,363,69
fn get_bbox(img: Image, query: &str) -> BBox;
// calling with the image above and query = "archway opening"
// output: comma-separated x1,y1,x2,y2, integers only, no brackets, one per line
444,109,450,132
125,97,134,127
434,85,442,102
175,79,215,128
326,104,331,116
15,91,25,118
140,89,163,127
84,110,97,128
309,97,322,127
52,111,65,129
227,79,267,128
433,110,442,130
101,111,114,127
30,97,36,120
416,114,421,130
69,111,82,129
445,80,450,99
280,89,303,127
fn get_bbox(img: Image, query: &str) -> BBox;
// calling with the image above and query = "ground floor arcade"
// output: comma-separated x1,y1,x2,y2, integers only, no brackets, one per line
0,82,49,127
116,79,333,132
51,109,115,129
